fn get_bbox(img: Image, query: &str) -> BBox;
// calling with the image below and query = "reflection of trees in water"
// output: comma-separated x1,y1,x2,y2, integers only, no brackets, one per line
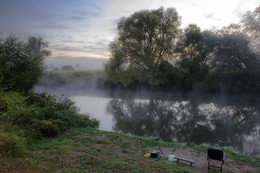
107,98,260,155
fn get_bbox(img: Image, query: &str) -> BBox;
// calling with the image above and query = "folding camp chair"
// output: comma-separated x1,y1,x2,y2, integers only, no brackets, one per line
206,148,225,172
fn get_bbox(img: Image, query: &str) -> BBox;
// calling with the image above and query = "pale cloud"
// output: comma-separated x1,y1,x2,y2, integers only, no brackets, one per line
88,0,260,44
49,0,260,60
99,0,260,29
1,0,259,61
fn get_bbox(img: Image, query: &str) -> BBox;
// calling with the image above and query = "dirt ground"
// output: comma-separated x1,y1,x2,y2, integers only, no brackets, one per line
157,147,258,173
91,133,259,173
23,130,258,173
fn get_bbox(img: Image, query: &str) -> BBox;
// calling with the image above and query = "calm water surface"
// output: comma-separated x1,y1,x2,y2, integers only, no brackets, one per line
69,92,260,157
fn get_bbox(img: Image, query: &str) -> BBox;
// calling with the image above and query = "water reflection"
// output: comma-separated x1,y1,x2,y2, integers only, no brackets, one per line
107,97,260,156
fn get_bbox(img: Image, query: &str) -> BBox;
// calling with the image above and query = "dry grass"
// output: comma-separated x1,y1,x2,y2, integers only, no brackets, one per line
0,157,40,173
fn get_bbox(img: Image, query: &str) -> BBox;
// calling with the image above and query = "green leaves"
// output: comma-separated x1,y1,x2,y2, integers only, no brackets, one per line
112,7,180,70
105,6,260,93
0,91,99,140
0,36,50,93
106,7,181,87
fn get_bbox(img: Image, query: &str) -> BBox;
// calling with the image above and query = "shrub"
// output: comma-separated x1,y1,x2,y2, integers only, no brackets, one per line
52,110,77,130
25,92,48,107
0,131,27,157
0,99,8,112
0,91,100,140
76,114,99,128
38,120,59,137
0,36,50,93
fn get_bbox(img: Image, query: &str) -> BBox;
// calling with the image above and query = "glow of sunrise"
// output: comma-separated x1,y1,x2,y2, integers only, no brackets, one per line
0,0,259,60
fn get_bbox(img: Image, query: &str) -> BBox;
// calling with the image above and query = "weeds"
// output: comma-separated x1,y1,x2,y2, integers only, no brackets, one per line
0,131,27,157
0,90,100,173
0,91,99,140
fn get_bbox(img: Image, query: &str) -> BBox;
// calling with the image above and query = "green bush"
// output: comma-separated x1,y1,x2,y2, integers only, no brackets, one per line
38,120,59,137
0,99,8,112
0,92,26,112
0,91,100,140
76,114,99,128
51,119,68,131
52,110,78,130
32,93,99,131
0,131,27,157
25,92,48,107
0,36,50,93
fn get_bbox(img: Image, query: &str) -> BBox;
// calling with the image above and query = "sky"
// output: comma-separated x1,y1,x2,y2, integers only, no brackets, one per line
0,0,260,69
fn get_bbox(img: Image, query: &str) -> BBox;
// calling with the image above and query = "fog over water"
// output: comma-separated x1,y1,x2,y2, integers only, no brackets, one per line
36,85,260,157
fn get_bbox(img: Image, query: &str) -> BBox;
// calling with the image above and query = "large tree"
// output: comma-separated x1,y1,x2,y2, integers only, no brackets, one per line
200,30,260,92
241,5,260,54
105,7,181,86
175,24,209,90
242,6,260,36
0,36,50,93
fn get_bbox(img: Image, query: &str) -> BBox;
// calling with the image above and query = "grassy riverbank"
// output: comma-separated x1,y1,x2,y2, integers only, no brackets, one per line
1,127,260,173
0,91,259,173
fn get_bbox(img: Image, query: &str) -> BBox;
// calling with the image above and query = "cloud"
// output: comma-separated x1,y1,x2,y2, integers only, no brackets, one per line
40,23,70,30
204,13,221,22
66,9,102,21
72,10,101,17
53,44,109,55
204,13,213,19
66,16,86,21
49,37,111,59
2,0,260,62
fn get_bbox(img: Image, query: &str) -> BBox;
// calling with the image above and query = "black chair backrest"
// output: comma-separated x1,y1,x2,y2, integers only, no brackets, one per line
207,149,224,161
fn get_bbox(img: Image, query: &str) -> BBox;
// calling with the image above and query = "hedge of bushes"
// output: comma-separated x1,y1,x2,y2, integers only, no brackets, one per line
0,91,99,157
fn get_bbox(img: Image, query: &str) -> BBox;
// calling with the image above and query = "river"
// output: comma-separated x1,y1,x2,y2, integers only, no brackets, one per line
36,87,260,157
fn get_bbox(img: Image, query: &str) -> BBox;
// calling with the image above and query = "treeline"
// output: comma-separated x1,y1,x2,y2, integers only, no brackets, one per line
38,70,105,92
105,7,260,93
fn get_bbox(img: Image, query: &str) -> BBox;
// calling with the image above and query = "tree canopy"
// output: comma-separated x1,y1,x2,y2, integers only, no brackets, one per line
0,36,50,93
242,5,260,54
105,6,260,93
105,7,181,86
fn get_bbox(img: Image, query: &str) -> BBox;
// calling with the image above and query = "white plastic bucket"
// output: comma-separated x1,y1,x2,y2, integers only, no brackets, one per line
168,155,176,162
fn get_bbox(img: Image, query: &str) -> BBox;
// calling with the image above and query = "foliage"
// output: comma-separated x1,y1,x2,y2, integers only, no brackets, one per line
38,120,59,137
0,130,27,157
0,91,99,146
104,6,260,93
149,60,180,87
0,36,50,93
175,24,209,91
241,5,260,54
176,24,207,61
202,31,260,92
205,32,257,72
105,7,181,87
26,93,100,134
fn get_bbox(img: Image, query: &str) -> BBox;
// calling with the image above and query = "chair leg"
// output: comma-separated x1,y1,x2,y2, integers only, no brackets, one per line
208,160,210,170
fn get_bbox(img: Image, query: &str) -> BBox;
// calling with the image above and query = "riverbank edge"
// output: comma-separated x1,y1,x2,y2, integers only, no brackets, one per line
3,126,258,173
0,90,259,172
